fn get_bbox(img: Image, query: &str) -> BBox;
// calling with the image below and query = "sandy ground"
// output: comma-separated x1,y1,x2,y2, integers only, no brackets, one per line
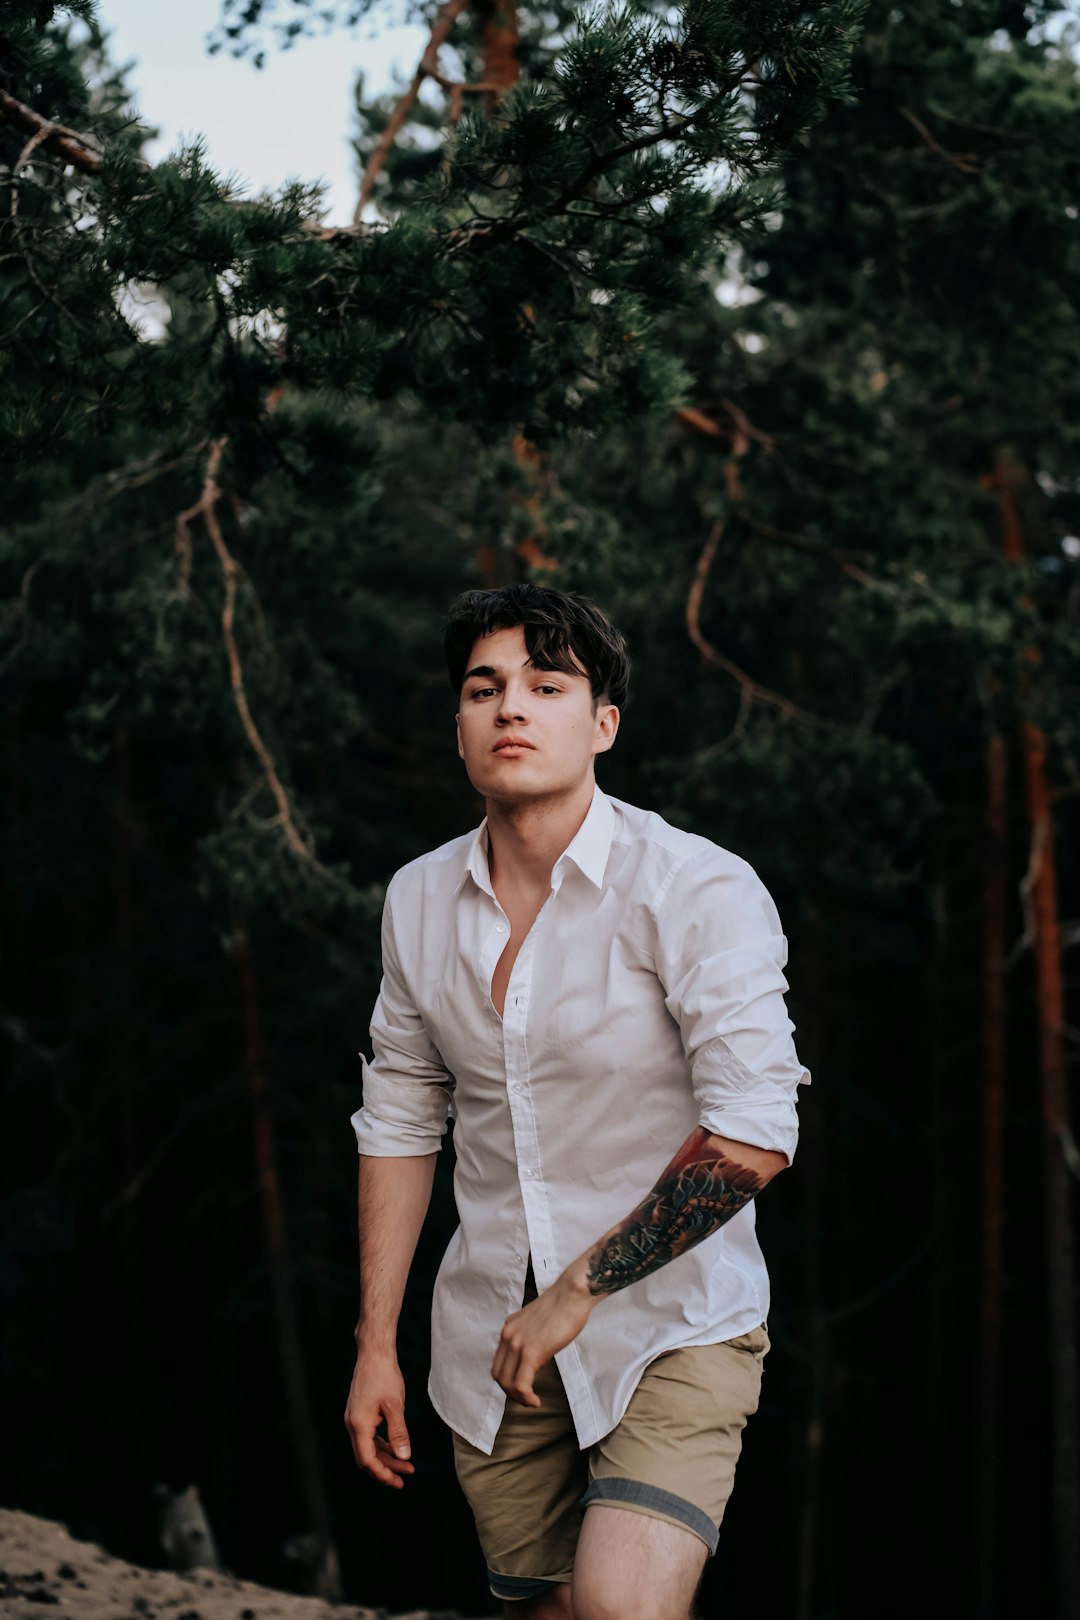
0,1510,470,1620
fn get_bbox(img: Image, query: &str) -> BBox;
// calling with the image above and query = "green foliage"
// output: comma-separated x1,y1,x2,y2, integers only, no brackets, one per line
2,0,867,469
4,0,1076,957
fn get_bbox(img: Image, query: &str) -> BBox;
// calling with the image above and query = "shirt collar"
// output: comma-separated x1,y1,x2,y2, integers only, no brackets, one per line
454,783,615,896
556,783,615,889
455,818,495,899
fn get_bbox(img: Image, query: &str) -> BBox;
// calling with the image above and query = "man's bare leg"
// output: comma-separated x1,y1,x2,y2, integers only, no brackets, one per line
504,1584,573,1620
570,1505,708,1620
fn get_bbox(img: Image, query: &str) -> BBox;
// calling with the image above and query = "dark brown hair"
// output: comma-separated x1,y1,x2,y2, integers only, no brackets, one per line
444,584,630,712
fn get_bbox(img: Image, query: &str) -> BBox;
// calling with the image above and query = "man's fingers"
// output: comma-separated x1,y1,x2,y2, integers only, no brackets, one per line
346,1402,413,1488
354,1425,402,1487
506,1363,543,1408
382,1399,412,1462
374,1435,415,1474
492,1341,543,1408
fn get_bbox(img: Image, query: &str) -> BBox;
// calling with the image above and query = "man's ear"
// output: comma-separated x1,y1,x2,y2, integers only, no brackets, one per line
593,703,620,755
455,712,465,760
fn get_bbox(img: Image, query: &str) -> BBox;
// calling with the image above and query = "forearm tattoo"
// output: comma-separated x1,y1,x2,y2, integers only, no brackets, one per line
585,1127,767,1296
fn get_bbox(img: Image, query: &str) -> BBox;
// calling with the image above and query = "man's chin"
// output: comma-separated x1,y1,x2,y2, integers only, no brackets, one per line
469,767,563,802
478,778,548,804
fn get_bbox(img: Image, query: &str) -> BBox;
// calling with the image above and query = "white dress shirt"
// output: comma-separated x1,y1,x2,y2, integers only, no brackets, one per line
350,784,810,1453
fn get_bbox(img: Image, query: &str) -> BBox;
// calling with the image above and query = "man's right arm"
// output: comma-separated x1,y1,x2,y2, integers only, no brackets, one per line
345,873,454,1489
343,1151,437,1489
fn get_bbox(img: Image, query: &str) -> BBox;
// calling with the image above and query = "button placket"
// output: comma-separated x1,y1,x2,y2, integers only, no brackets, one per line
480,898,511,1014
503,888,562,1275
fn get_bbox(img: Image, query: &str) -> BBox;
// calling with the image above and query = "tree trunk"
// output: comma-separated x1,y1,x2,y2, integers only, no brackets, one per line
111,726,152,1489
924,844,952,1592
1017,714,1078,1620
788,636,828,1620
991,448,1079,1620
474,4,558,588
978,723,1008,1620
232,925,343,1602
795,1057,827,1620
476,0,520,112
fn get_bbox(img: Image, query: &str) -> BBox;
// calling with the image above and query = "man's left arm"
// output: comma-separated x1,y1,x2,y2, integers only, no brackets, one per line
492,851,809,1407
492,1125,786,1406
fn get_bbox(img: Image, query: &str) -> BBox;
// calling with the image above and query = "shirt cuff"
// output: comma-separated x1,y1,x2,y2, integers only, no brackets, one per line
350,1103,446,1156
350,1052,452,1155
696,1099,801,1166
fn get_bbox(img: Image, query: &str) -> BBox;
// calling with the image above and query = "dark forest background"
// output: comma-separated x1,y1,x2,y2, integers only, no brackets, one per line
2,2,1079,1617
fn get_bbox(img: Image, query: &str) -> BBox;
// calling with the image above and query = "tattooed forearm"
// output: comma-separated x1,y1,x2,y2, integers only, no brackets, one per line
584,1127,767,1297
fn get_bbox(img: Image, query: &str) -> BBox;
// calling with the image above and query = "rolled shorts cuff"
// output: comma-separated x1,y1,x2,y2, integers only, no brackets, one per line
580,1477,719,1555
487,1568,568,1601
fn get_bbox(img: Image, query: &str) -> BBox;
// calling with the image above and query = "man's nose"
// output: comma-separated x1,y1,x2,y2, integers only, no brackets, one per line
496,686,529,723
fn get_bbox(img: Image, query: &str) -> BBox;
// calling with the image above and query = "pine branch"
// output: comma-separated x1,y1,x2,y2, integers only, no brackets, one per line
441,102,738,256
686,515,823,727
677,401,776,452
0,88,103,173
0,558,48,678
355,0,471,221
677,402,896,588
898,106,979,175
354,0,523,222
6,119,92,330
741,511,876,582
174,440,323,869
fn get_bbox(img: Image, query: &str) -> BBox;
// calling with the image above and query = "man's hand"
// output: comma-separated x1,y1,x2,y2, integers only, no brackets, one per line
491,1271,597,1408
490,1131,785,1411
343,1348,415,1488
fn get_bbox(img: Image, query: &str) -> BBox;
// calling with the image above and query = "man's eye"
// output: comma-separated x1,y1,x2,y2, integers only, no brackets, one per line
471,687,497,698
538,685,560,695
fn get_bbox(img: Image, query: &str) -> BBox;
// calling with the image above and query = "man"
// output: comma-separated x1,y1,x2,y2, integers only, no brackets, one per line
344,584,810,1620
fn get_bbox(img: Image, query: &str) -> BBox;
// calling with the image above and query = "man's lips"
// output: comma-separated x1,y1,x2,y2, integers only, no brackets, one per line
492,737,536,753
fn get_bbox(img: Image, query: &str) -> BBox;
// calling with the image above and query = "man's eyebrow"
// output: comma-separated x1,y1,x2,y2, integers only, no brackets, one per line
462,658,584,683
462,658,537,682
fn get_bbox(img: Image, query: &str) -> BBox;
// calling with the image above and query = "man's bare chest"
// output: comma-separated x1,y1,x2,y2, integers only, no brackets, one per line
489,888,550,1018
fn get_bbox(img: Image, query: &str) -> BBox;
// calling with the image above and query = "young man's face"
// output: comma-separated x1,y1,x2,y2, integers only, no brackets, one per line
455,624,619,804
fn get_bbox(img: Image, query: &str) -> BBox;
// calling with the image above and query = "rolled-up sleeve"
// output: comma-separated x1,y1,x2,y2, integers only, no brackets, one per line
653,850,811,1165
350,874,454,1156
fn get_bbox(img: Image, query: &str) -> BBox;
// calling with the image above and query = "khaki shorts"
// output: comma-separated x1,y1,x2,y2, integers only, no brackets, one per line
451,1306,769,1603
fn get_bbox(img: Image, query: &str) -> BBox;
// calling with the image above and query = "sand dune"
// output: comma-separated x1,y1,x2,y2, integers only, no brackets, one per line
0,1509,469,1620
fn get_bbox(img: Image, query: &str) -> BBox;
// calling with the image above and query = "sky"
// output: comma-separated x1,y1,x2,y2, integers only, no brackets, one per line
99,0,430,226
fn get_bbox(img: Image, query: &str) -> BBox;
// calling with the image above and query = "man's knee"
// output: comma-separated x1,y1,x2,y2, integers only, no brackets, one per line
569,1504,706,1620
571,1593,691,1620
506,1584,574,1620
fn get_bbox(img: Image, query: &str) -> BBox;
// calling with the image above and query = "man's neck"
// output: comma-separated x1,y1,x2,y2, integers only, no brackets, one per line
485,778,596,895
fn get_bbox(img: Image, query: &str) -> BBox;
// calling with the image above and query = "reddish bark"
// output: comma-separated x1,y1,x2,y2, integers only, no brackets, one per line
1017,709,1078,1620
978,725,1008,1620
233,927,343,1602
512,430,558,574
988,448,1078,1620
477,0,521,111
0,87,103,172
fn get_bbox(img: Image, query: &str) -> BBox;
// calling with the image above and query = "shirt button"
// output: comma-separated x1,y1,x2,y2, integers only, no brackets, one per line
495,925,506,934
513,1252,524,1264
512,1083,526,1093
522,1167,539,1180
